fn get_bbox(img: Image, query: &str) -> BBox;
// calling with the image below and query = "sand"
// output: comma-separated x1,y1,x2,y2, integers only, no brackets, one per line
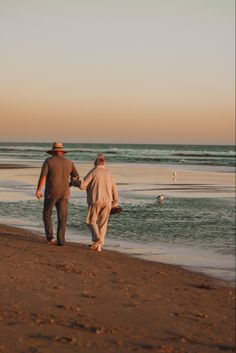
0,224,235,353
0,163,38,169
0,163,235,352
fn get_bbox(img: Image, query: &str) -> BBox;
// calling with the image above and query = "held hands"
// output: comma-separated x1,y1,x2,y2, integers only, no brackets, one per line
70,176,80,187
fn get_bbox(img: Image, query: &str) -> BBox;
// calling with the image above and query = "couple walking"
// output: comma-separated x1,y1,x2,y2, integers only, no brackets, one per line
36,142,119,251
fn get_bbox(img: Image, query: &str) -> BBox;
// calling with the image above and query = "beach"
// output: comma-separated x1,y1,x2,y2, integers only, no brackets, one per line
0,159,235,283
1,0,235,348
0,156,235,352
0,223,235,353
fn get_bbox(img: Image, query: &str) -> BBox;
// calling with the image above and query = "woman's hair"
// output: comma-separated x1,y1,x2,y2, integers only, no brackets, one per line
95,153,105,165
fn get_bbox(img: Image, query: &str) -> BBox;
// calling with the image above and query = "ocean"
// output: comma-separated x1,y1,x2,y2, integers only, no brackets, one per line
0,142,235,167
0,142,235,284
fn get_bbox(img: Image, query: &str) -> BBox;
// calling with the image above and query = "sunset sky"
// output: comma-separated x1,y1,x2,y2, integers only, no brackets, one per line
0,0,235,144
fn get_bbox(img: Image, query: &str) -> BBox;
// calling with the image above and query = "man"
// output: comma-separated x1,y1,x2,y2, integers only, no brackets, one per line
36,142,79,246
73,154,118,251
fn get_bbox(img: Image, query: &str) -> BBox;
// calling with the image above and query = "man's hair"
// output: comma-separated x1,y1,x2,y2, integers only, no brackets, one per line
52,150,64,156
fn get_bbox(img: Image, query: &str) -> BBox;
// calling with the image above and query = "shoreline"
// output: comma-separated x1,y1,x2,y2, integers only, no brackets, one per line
0,161,235,172
0,162,235,286
0,223,235,353
0,163,38,169
0,219,235,286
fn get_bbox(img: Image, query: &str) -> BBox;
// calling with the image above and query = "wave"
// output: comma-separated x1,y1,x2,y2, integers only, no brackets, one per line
174,153,235,158
0,146,46,152
68,148,119,154
0,143,235,167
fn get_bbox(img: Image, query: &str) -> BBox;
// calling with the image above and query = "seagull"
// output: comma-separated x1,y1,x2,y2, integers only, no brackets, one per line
173,171,177,181
157,195,164,203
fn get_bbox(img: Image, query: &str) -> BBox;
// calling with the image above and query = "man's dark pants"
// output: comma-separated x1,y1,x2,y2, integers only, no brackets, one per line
43,198,68,246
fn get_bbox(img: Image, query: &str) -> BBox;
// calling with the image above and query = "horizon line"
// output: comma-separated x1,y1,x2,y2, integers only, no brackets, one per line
0,140,234,147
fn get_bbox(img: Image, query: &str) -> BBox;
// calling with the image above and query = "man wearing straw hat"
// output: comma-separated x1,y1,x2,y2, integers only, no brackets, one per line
36,142,79,246
72,153,118,251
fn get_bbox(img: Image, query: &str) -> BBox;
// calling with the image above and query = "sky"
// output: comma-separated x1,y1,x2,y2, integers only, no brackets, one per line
0,0,235,144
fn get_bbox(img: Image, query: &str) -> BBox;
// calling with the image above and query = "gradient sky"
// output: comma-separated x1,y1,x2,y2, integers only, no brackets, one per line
0,0,235,144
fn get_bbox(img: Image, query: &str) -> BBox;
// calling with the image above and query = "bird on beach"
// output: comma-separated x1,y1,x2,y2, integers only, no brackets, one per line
157,195,164,203
173,171,177,181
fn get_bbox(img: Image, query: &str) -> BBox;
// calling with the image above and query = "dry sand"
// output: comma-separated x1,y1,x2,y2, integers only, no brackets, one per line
0,224,235,353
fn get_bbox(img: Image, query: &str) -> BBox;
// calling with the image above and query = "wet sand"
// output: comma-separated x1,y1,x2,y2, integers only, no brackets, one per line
0,162,235,200
0,224,235,353
0,163,37,169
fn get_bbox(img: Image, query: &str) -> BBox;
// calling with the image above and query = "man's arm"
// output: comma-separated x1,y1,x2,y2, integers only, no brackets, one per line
36,161,48,199
69,162,80,186
36,176,46,199
71,162,79,179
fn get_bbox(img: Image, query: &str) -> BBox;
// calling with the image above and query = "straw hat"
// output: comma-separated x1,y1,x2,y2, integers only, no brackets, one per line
46,142,68,155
